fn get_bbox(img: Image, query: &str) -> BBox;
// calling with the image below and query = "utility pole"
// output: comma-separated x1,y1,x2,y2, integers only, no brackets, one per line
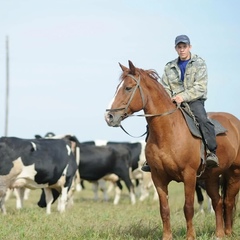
4,36,9,136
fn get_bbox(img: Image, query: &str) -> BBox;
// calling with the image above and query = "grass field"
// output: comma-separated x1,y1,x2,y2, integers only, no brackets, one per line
1,181,240,240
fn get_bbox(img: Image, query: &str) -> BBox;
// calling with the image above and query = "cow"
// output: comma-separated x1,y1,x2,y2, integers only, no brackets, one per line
5,187,31,209
195,180,214,214
69,137,136,205
35,132,82,192
87,140,157,202
0,136,77,214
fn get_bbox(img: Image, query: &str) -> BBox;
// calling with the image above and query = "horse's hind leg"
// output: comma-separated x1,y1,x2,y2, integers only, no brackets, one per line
205,177,225,238
222,173,240,236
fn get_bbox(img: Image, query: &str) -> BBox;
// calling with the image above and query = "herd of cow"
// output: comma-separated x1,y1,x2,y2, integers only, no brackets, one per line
0,132,157,214
0,132,211,215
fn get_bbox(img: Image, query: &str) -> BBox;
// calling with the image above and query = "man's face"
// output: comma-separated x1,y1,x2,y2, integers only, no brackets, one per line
175,43,191,60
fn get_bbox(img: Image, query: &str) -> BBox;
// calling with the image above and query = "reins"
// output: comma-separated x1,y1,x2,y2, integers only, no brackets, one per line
120,104,180,138
106,74,180,138
120,125,147,138
129,105,180,118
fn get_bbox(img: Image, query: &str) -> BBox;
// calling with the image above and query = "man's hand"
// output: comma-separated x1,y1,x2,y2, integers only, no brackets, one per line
172,95,184,103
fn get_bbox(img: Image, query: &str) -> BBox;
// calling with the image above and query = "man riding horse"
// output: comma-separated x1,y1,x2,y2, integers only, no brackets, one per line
142,34,219,172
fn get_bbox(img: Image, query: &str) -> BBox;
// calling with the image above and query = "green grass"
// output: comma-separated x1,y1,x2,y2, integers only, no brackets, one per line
1,182,240,239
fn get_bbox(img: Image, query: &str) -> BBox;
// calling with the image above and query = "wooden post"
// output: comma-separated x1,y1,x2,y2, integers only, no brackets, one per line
4,36,9,136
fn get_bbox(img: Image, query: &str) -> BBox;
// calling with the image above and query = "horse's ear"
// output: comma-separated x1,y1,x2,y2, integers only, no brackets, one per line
128,60,136,75
119,62,128,72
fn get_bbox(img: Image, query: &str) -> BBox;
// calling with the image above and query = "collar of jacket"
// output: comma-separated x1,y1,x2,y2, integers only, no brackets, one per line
168,53,198,68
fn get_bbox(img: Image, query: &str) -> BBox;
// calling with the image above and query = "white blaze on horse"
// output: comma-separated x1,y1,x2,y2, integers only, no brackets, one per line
105,60,240,240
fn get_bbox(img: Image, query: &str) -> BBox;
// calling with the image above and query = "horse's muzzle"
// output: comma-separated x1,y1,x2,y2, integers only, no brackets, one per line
104,111,122,127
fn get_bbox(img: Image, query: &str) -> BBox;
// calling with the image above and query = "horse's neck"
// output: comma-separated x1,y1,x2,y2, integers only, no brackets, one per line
144,81,176,116
146,110,186,148
143,82,186,140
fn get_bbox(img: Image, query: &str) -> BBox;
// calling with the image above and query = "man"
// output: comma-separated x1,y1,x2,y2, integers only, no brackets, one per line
142,34,219,172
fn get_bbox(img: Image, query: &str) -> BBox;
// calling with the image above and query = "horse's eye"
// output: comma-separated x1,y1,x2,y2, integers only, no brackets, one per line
126,87,132,91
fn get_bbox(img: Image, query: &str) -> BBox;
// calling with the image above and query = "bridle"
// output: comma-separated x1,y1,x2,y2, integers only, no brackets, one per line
106,74,145,116
106,74,180,138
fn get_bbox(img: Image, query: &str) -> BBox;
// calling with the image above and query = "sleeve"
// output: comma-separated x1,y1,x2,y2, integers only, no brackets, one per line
160,66,173,97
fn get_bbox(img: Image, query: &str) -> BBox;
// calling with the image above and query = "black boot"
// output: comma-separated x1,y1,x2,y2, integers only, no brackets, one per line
141,161,151,172
206,152,219,168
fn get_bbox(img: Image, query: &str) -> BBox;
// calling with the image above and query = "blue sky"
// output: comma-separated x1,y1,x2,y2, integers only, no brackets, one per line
0,1,239,141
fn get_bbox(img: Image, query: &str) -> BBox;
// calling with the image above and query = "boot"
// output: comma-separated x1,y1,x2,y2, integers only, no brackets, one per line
206,152,219,168
141,161,151,172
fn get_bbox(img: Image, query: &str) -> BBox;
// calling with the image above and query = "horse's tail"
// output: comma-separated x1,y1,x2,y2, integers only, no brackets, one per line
220,175,238,223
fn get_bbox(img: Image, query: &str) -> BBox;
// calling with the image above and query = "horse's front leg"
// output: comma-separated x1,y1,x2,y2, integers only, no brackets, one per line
152,173,172,240
183,174,197,240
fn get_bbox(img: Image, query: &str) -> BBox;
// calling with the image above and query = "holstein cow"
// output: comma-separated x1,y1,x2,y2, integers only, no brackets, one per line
195,180,214,214
0,136,77,214
89,140,156,202
70,137,136,205
35,133,81,194
5,187,31,209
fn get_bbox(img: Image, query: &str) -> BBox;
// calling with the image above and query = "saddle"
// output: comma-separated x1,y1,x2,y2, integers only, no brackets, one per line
179,103,227,138
179,103,227,171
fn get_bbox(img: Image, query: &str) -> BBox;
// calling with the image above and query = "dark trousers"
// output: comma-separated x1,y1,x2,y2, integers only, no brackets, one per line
188,99,217,152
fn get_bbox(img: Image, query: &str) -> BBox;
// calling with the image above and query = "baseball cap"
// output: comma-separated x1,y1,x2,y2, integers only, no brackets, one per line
175,35,190,46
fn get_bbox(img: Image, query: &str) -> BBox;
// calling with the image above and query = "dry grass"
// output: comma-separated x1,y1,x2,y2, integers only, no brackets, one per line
1,181,240,239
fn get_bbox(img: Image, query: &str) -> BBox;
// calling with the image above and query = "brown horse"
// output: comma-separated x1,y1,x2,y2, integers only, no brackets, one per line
105,60,240,240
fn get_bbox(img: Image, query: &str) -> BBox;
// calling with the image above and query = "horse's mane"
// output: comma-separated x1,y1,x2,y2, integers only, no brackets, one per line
144,69,161,81
120,67,161,82
119,65,172,102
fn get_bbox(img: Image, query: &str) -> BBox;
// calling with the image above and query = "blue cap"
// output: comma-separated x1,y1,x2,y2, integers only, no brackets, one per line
175,35,190,46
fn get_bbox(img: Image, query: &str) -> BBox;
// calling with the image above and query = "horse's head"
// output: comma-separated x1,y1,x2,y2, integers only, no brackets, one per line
105,60,148,127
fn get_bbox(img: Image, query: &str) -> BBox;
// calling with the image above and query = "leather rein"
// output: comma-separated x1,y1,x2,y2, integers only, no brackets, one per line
106,74,180,138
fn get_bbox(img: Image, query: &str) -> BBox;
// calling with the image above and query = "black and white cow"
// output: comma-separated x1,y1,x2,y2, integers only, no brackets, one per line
70,137,136,205
89,140,157,202
35,133,82,196
5,187,31,209
195,180,214,213
0,136,77,214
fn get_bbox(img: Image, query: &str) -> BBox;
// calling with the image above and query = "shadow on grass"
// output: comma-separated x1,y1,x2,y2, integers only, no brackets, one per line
114,220,162,240
113,220,232,240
